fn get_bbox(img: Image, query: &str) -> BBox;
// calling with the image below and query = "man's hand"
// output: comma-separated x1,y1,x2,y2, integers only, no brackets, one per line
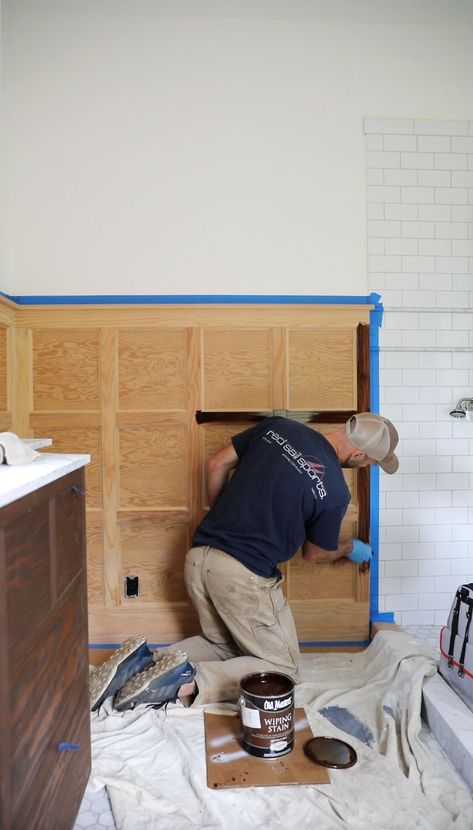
347,539,373,564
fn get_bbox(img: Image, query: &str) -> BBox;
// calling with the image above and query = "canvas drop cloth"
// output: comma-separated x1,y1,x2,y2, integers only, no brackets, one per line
88,630,473,830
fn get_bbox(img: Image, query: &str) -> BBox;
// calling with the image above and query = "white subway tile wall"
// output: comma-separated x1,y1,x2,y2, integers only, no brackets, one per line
365,117,473,625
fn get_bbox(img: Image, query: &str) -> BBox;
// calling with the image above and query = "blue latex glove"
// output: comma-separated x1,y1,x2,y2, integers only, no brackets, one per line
347,539,373,564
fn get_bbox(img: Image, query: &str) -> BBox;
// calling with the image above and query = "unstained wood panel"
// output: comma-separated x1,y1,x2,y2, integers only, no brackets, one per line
14,304,371,645
202,329,272,411
120,514,189,603
0,326,7,411
29,421,102,509
86,519,104,605
33,330,100,411
288,329,356,410
119,424,188,508
118,329,187,410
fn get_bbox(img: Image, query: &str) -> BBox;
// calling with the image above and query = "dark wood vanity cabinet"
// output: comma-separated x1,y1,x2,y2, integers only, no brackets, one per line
0,466,91,829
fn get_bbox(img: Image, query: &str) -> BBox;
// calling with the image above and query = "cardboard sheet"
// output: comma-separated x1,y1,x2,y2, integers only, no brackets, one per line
204,707,330,789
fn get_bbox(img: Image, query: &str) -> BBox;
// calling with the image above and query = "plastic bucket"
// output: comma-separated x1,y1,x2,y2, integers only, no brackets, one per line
239,672,295,759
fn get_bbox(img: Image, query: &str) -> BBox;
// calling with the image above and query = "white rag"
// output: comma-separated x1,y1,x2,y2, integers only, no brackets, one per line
0,432,40,465
88,631,473,830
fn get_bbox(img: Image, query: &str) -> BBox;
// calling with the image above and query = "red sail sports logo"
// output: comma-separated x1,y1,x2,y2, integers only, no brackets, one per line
265,429,327,498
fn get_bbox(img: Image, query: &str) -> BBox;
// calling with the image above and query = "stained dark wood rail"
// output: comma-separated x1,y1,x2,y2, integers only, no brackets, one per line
195,410,358,424
356,323,371,544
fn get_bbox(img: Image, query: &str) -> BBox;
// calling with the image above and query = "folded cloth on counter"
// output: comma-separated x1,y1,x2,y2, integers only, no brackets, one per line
0,432,40,465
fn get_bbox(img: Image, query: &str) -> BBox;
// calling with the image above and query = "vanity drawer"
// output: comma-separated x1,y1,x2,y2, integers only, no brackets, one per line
9,578,88,816
12,693,91,830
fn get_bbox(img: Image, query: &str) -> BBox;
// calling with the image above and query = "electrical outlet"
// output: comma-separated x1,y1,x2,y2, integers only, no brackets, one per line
125,575,139,598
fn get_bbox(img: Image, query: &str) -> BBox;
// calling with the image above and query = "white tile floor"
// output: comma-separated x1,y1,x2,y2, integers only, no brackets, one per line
73,625,444,829
73,788,115,829
403,623,441,657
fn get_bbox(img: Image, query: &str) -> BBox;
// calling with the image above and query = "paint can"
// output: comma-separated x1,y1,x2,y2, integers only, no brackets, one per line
239,672,295,759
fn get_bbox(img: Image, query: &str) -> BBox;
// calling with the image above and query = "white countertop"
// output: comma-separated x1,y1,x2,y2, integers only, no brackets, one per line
0,453,90,508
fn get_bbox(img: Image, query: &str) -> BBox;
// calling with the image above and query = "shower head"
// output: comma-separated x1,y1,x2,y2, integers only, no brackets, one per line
450,398,473,418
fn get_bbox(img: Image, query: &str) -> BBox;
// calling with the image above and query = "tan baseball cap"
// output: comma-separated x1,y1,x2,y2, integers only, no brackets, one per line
346,412,399,474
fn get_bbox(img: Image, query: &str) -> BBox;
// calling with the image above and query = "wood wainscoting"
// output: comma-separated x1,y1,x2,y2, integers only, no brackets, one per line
0,299,374,649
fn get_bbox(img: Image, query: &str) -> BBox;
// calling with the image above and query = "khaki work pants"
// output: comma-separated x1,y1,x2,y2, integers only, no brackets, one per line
172,546,300,705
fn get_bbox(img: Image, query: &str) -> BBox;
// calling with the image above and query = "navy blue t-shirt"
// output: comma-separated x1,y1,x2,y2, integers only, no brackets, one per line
192,417,350,578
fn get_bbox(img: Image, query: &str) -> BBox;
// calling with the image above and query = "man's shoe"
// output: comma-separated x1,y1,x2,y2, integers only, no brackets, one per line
89,635,154,712
113,649,195,711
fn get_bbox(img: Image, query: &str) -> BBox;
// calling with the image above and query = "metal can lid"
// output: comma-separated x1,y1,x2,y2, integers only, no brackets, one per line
303,736,357,769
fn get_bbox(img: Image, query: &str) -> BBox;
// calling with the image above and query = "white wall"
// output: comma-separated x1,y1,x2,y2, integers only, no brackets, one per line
3,2,473,624
366,117,473,625
2,0,473,295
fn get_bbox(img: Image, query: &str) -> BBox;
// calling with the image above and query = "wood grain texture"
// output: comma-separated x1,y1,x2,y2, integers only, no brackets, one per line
288,328,356,410
88,604,200,644
202,328,272,410
30,416,102,508
0,295,17,326
10,327,32,437
288,556,358,601
86,516,105,605
1,468,90,829
119,513,189,603
0,413,12,431
33,329,100,410
118,328,187,410
119,424,188,508
291,598,369,641
16,304,372,330
11,303,373,647
186,327,203,528
0,326,8,411
100,329,121,608
54,479,86,599
270,327,287,409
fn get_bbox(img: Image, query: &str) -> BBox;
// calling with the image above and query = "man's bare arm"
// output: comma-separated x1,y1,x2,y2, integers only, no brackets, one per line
206,443,239,507
302,539,354,564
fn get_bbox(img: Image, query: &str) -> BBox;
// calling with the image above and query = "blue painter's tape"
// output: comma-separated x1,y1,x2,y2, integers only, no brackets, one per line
4,293,376,306
369,303,381,623
368,297,396,626
371,612,396,623
370,465,381,617
368,292,382,304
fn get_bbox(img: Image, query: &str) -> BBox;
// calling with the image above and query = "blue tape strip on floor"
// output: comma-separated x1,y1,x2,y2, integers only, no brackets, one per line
371,613,396,623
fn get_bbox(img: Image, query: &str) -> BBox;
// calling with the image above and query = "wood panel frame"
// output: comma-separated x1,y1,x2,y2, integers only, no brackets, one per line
0,297,373,645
